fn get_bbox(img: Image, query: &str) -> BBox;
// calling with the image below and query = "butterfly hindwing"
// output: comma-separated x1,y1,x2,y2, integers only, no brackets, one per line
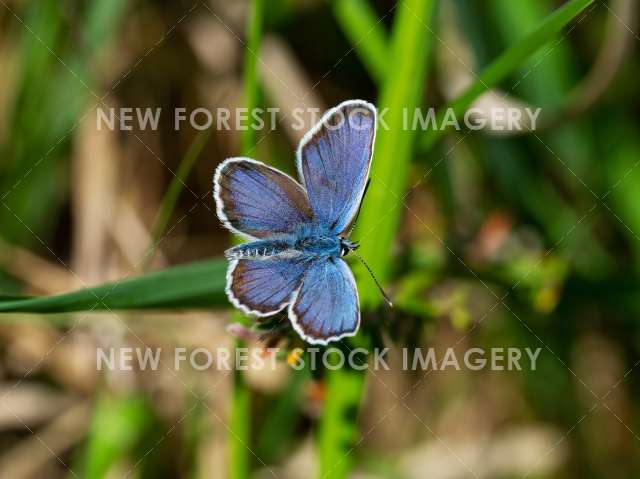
289,257,360,344
297,100,376,235
214,157,313,239
227,254,314,317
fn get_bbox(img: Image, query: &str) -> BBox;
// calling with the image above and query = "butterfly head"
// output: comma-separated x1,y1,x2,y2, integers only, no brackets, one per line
339,237,359,257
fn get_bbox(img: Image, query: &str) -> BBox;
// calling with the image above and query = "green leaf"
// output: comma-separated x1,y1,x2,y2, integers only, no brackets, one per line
0,258,227,314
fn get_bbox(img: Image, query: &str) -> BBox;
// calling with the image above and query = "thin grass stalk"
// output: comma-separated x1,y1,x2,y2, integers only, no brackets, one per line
142,129,211,270
353,0,438,307
231,1,265,478
319,2,437,478
240,0,264,157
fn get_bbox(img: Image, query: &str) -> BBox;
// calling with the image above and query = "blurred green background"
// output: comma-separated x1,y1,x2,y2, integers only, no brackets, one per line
0,0,639,477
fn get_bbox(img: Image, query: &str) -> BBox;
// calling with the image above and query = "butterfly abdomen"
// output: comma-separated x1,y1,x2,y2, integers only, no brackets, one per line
225,239,293,260
226,234,342,260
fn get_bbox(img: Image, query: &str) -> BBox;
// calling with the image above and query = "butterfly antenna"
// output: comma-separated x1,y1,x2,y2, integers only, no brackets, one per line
347,178,371,237
352,251,393,308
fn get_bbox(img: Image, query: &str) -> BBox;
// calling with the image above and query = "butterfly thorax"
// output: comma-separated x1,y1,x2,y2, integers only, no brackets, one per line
294,235,340,256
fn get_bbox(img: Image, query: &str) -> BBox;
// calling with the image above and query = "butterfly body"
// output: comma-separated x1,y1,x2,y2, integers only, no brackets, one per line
225,222,351,260
214,100,376,345
226,237,361,277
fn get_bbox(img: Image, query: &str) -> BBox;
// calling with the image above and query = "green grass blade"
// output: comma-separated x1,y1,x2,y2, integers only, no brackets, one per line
230,369,251,479
333,0,389,84
421,0,595,150
319,2,437,478
353,0,437,308
0,258,228,313
318,345,370,479
80,394,153,479
183,391,208,479
240,0,265,156
143,130,211,270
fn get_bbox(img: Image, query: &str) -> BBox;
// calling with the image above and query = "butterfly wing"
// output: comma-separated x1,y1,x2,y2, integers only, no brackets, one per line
227,253,314,316
289,258,359,344
214,157,313,239
296,100,376,235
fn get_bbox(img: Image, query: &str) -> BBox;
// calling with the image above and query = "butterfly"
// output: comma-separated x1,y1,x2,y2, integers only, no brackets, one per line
214,100,390,345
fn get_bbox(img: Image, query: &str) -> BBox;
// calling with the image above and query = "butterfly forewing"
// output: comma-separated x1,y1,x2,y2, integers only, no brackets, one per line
214,157,313,239
297,100,376,235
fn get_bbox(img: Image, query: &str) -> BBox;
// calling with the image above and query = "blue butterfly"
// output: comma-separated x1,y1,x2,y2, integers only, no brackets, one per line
214,100,390,345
